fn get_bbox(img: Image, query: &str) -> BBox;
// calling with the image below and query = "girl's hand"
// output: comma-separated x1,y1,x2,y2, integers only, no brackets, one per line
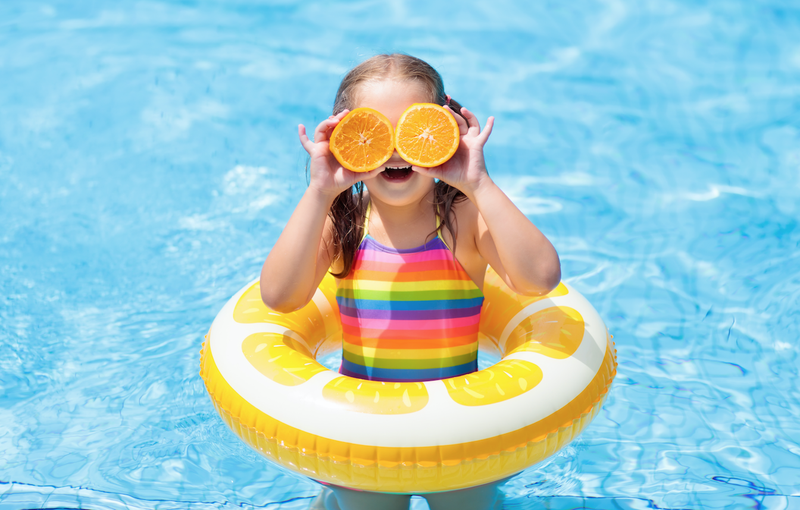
298,111,381,198
412,106,495,198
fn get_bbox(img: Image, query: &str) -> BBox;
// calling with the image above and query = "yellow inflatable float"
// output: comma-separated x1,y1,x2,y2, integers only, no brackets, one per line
200,269,616,493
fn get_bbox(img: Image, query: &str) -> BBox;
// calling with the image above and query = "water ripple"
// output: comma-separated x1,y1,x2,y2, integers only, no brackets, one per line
2,0,800,508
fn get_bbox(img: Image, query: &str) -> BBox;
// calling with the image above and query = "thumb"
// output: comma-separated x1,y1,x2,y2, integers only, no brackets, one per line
412,166,443,180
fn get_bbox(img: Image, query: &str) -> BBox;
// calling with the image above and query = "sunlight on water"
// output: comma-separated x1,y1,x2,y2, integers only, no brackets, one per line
1,1,799,509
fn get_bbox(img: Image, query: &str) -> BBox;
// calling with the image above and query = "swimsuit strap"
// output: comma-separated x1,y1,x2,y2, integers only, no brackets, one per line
360,201,371,244
435,206,453,253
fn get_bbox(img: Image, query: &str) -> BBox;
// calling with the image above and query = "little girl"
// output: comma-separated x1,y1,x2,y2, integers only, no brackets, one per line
260,54,561,510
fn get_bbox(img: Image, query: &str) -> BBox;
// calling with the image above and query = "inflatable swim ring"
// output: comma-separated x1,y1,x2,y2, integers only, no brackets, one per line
200,269,616,493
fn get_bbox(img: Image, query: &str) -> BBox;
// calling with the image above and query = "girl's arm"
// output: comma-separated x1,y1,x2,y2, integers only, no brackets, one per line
415,107,560,296
260,112,380,312
470,181,561,295
259,188,336,312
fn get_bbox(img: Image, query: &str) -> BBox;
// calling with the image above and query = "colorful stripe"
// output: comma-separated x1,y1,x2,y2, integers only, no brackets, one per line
336,236,484,382
340,361,478,382
337,298,483,313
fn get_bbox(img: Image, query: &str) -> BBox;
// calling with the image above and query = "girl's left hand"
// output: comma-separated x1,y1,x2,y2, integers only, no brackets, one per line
412,106,494,198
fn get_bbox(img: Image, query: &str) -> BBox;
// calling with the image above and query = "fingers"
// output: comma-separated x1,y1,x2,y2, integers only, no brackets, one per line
445,105,469,136
477,116,494,144
411,165,443,181
298,124,315,154
460,107,482,135
358,167,383,182
313,118,335,144
456,108,494,146
312,110,350,144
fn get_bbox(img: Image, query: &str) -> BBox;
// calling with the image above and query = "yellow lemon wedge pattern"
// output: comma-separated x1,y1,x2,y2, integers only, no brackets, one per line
234,282,279,324
242,332,327,386
443,359,543,406
322,377,429,414
505,306,585,359
233,279,340,353
479,269,569,343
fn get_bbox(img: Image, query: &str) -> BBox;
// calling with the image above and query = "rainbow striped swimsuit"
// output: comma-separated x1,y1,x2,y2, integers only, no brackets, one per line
336,210,484,382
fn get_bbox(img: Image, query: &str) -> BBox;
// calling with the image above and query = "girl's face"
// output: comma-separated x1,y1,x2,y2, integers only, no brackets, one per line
356,79,436,207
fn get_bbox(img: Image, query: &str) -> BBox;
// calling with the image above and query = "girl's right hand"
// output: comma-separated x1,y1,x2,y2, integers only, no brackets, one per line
298,111,381,198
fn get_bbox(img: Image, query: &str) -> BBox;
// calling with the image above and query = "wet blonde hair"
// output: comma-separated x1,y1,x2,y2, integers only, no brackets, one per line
327,54,467,278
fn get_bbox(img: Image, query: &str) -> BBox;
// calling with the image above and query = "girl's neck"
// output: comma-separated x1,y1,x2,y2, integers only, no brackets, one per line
367,193,436,250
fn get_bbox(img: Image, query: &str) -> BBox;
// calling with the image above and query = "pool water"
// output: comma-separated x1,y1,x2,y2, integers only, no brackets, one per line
2,1,799,508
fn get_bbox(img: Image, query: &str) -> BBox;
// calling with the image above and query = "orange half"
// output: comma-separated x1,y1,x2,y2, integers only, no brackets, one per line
394,103,460,167
329,108,395,172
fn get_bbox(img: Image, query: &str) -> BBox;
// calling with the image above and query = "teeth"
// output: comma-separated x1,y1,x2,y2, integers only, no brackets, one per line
384,166,412,171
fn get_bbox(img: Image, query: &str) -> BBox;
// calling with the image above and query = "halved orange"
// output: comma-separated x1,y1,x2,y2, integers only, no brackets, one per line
394,103,460,167
329,107,395,172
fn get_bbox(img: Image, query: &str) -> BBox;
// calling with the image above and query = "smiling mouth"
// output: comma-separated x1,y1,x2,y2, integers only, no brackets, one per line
382,166,413,181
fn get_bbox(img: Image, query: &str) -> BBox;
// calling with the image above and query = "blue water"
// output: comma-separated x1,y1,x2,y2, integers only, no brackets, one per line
1,1,799,508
